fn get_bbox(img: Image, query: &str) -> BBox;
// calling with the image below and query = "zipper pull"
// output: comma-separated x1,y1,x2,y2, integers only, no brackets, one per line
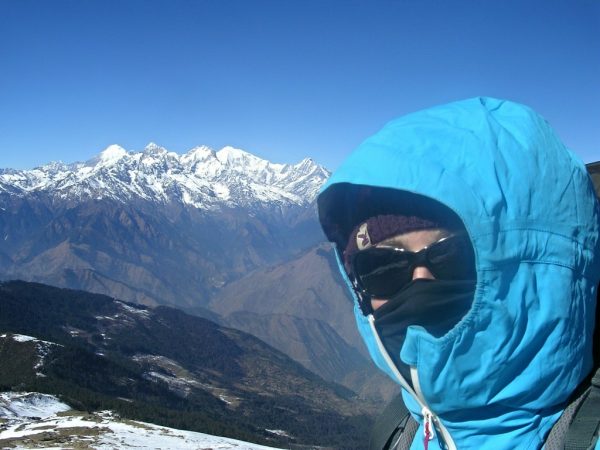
422,407,433,450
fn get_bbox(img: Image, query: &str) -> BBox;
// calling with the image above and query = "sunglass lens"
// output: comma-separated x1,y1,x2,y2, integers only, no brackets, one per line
427,235,475,280
353,248,412,298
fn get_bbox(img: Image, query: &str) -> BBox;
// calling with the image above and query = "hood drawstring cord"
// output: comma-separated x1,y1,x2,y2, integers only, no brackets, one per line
423,409,433,450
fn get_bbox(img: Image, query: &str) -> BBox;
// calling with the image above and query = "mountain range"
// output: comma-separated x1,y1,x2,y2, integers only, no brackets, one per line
0,143,328,209
0,144,397,404
0,143,329,305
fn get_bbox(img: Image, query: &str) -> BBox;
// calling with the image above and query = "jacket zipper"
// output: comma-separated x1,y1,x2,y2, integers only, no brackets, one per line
368,314,457,450
410,365,456,449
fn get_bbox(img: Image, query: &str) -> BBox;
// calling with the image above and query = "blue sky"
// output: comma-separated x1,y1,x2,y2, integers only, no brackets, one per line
1,0,599,170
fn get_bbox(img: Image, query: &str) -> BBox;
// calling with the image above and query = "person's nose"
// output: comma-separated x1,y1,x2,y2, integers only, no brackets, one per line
412,265,435,281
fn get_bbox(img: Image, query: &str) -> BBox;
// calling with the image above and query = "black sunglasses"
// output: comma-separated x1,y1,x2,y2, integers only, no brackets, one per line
350,233,475,300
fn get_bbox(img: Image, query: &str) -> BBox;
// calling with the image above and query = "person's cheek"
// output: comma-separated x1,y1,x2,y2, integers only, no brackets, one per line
371,299,388,311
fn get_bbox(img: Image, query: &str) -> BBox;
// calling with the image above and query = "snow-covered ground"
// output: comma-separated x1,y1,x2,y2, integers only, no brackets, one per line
0,392,71,419
0,392,283,449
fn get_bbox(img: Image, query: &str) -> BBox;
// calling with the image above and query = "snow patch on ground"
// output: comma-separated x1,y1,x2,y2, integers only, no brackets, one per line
265,429,293,438
11,334,36,343
0,333,63,377
0,392,283,449
118,301,150,317
0,392,70,419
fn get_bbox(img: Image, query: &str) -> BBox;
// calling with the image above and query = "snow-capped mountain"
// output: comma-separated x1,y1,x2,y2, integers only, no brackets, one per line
0,143,330,209
0,144,386,411
0,144,330,309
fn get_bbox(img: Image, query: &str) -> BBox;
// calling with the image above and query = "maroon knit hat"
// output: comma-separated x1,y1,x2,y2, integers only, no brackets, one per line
343,214,441,271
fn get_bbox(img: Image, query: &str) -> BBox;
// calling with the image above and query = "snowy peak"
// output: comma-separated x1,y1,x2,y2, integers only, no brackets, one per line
101,144,127,160
183,145,216,162
293,157,326,175
0,144,330,209
84,144,127,169
143,142,167,154
216,146,263,166
98,145,128,165
296,157,316,168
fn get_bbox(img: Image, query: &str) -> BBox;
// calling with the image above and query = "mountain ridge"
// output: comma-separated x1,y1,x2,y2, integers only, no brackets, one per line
0,280,373,449
0,144,330,210
0,145,399,405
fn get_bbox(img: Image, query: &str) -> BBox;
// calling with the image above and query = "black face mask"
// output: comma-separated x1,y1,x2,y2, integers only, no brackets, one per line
373,278,475,384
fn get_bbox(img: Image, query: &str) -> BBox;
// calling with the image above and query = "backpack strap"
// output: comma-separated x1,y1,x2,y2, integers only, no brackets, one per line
546,281,600,450
544,383,591,449
369,393,419,450
563,368,600,450
563,280,600,449
545,368,600,450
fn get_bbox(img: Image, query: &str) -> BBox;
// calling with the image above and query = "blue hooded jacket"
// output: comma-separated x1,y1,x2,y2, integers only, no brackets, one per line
317,98,600,449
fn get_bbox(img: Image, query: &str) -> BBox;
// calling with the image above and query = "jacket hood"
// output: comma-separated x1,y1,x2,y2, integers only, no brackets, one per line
317,97,600,448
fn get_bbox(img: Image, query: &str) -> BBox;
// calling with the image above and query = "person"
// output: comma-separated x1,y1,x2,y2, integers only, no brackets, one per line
317,97,600,449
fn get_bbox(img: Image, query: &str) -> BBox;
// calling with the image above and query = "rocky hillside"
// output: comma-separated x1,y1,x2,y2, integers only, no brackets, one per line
0,144,394,404
0,280,374,449
0,143,329,307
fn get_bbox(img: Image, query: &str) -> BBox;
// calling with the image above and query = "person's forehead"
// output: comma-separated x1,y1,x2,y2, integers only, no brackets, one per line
379,228,451,248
